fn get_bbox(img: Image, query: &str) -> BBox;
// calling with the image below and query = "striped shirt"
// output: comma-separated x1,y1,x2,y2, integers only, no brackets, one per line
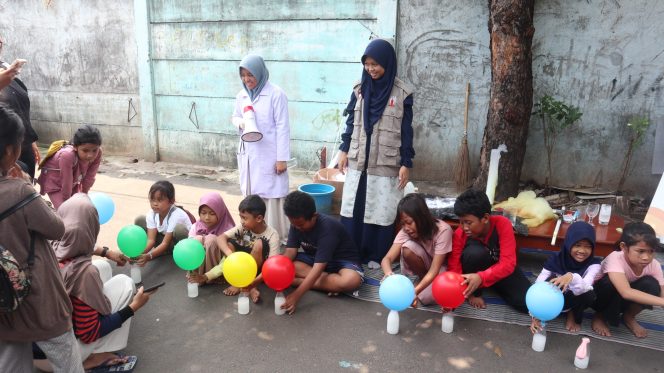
70,296,134,344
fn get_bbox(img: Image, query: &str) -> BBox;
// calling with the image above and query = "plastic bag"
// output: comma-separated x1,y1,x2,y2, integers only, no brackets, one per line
494,191,556,228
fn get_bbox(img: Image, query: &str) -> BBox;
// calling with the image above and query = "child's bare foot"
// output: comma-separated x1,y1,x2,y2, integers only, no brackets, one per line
565,312,581,332
223,286,240,296
249,287,260,303
591,313,612,336
468,295,486,309
624,314,648,338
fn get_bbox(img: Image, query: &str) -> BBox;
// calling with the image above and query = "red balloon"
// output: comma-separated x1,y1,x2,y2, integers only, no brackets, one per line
432,272,467,309
261,255,295,291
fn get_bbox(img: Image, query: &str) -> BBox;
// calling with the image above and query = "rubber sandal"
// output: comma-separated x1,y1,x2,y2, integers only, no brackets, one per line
87,355,137,373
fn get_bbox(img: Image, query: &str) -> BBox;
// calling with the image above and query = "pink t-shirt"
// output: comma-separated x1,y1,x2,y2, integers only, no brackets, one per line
393,220,453,258
597,251,664,285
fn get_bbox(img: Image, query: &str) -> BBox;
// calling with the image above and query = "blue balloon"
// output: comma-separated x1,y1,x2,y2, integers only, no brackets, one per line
379,274,415,311
89,192,115,225
526,282,565,322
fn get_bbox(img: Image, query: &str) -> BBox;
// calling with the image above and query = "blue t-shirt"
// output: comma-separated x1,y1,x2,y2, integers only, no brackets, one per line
286,214,360,264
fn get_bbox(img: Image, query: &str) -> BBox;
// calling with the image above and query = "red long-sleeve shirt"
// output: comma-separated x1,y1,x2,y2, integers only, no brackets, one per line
447,215,517,288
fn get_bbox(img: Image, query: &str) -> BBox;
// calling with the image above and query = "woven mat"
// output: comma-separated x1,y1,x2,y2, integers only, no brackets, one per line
346,250,664,351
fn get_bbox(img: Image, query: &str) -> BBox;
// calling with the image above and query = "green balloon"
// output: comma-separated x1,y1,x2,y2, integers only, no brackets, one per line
116,225,148,258
173,238,205,271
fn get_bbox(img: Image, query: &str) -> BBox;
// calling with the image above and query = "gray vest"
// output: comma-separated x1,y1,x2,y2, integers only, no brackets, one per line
347,77,413,177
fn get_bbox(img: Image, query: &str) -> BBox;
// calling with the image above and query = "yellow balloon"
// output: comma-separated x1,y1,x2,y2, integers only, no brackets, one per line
223,252,257,288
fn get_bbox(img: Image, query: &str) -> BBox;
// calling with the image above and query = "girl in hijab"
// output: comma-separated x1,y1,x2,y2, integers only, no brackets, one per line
232,54,291,244
37,193,155,372
337,39,416,267
530,221,600,333
0,104,83,373
187,192,236,281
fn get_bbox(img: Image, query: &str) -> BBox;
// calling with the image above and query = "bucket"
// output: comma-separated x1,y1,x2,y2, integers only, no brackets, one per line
298,183,335,214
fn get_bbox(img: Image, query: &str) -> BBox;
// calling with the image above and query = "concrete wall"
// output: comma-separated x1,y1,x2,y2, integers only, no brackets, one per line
2,0,661,197
145,0,382,169
0,0,142,153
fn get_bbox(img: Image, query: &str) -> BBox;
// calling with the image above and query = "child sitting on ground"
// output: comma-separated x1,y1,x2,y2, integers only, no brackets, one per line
189,194,279,303
592,222,664,338
530,221,600,333
281,191,363,314
447,189,531,313
134,180,192,266
37,124,103,209
187,192,235,279
380,193,453,306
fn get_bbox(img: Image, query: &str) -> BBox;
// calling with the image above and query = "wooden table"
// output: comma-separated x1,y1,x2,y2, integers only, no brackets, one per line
520,215,624,257
446,215,625,258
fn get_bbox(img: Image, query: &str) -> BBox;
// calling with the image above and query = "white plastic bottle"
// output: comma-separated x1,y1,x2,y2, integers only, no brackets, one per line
441,313,454,333
187,282,198,298
532,328,547,352
574,337,590,369
274,292,286,315
387,310,399,335
130,264,141,284
238,292,250,315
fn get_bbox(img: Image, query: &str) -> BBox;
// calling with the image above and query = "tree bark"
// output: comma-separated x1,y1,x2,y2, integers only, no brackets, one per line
472,0,535,202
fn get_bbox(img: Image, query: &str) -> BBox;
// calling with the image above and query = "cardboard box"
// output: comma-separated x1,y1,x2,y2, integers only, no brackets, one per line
313,168,345,215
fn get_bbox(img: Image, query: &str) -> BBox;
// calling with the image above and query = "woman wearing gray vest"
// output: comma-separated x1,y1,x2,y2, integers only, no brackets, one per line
337,39,415,267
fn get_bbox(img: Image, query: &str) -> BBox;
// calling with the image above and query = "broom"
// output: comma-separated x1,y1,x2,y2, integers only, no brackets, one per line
454,82,471,190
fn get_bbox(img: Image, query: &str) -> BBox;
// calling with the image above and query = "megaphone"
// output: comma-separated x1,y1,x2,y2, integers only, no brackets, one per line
241,105,263,142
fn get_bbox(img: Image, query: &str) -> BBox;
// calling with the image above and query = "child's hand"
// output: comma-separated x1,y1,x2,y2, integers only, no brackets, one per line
381,271,394,283
282,292,301,314
530,317,542,334
135,254,150,267
461,273,482,297
275,161,287,175
411,296,420,308
107,250,128,267
187,273,208,284
550,273,573,292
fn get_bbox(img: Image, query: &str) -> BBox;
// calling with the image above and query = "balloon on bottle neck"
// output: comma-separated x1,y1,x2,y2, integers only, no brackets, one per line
241,106,263,142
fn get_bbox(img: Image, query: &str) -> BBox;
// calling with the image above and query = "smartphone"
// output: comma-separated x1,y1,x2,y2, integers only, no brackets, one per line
143,281,165,293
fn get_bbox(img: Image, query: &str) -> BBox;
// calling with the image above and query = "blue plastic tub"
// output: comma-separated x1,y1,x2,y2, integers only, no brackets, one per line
298,183,336,214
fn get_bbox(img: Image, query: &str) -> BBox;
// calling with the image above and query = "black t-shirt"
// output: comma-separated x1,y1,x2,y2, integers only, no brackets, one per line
286,214,360,264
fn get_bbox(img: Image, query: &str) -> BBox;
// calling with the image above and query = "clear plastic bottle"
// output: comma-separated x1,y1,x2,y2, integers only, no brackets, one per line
274,292,286,315
574,337,590,369
386,310,399,335
187,282,198,298
130,264,141,284
441,313,454,333
238,292,250,315
531,328,547,352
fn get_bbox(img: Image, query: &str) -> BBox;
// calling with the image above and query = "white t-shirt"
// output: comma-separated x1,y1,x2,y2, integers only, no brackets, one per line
145,206,192,234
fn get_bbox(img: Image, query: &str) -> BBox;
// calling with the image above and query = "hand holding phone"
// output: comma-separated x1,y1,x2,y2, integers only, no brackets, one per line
11,59,27,70
143,281,165,293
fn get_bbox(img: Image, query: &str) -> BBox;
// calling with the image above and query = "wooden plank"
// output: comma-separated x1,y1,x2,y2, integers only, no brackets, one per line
149,0,377,22
154,96,348,143
150,20,373,62
152,60,360,102
30,91,142,127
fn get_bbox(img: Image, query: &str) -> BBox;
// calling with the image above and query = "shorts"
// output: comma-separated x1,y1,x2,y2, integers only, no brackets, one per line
295,252,364,281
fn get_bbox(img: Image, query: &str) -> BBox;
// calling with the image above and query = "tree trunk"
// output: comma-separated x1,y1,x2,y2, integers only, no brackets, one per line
472,0,535,202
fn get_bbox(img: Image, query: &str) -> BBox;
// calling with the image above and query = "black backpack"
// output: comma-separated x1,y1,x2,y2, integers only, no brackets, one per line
0,193,40,312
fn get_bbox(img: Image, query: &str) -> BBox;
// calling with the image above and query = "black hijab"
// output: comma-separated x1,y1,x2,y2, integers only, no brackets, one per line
543,221,600,275
360,39,397,134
